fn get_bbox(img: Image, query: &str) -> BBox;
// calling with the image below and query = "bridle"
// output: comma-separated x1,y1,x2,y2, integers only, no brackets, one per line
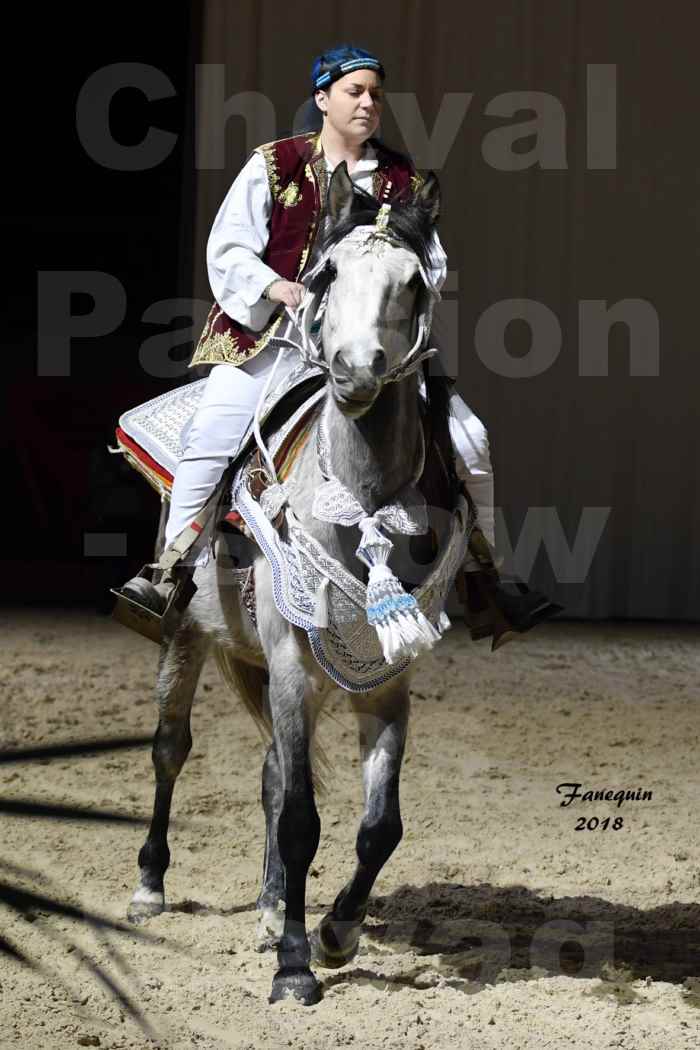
294,216,441,383
252,207,442,481
240,205,466,671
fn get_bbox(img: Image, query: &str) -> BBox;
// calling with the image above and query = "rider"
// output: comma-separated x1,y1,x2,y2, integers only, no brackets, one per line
118,44,560,645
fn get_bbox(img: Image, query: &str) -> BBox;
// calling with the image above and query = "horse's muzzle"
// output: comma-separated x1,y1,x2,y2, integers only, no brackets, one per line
331,380,381,416
330,349,386,414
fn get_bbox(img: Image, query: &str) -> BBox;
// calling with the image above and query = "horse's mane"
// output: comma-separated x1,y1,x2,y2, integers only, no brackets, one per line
320,182,459,487
320,181,437,275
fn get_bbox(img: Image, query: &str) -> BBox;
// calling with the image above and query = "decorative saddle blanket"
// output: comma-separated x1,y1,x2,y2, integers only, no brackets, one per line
113,358,325,502
230,402,472,691
233,474,470,692
114,358,472,693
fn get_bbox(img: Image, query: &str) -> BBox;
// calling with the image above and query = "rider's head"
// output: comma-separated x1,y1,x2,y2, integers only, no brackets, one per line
311,46,385,143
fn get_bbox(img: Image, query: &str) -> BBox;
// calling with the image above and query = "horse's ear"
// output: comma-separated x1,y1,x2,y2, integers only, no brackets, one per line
414,171,441,224
327,161,355,225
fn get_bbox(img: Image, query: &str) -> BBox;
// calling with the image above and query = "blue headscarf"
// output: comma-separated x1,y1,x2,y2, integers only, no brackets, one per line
295,45,386,135
310,45,385,95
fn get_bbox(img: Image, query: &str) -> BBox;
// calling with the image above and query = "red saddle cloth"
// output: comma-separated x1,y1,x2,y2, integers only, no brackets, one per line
115,400,318,531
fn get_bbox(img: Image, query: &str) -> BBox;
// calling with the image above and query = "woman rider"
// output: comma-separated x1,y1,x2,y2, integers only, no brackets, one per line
118,44,559,644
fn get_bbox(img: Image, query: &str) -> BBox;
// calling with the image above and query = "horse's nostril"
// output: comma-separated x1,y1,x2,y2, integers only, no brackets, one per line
332,350,351,378
372,349,387,377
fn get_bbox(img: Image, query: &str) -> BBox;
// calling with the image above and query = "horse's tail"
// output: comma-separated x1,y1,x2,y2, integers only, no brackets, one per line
213,647,332,797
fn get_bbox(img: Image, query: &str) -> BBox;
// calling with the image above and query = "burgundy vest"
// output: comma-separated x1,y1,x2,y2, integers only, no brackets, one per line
189,131,423,369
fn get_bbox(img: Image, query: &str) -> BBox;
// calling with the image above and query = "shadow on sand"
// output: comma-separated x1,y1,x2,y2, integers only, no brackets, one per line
316,881,700,994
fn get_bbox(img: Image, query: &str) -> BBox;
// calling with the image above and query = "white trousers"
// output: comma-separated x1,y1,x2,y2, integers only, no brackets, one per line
165,347,495,553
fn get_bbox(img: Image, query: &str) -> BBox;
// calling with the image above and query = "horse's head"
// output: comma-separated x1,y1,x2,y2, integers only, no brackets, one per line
301,162,442,418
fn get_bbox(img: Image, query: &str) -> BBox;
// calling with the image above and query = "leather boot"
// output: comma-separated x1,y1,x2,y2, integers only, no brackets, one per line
457,526,564,651
114,562,196,625
119,569,175,617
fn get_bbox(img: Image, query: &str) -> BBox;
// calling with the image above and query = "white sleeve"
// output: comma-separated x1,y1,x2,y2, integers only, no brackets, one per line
424,227,450,372
206,151,282,331
426,227,447,293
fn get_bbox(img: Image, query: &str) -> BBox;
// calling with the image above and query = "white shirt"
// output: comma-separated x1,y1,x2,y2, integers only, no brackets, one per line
206,142,448,332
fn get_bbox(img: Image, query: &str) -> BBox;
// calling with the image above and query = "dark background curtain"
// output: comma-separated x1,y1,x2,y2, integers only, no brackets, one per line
6,2,698,618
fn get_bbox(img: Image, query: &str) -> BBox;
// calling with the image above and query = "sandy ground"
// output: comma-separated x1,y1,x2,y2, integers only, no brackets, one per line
1,609,700,1049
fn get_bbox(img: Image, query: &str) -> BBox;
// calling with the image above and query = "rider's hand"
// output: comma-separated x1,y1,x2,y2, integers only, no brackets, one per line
265,280,306,309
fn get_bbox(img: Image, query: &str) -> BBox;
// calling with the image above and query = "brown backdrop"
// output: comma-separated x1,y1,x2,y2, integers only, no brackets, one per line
185,1,699,619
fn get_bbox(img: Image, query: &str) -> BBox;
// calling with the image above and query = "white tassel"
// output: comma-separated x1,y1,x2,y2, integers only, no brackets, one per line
357,516,441,665
366,565,441,664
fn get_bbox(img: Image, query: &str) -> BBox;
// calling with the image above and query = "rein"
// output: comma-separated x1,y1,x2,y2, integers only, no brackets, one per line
295,223,440,382
245,211,453,666
252,216,441,484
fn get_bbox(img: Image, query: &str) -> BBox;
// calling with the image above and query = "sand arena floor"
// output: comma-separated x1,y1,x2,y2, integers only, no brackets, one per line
1,609,699,1049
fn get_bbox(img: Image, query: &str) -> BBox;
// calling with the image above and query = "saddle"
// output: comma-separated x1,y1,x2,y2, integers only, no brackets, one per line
221,371,327,534
113,358,326,512
110,360,325,642
113,360,548,654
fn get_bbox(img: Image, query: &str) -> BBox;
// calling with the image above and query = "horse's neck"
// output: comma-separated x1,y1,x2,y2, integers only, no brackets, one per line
320,374,421,515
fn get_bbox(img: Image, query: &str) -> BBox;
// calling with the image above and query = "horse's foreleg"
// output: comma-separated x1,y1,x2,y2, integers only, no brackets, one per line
255,740,286,951
263,633,324,1005
127,627,209,924
313,680,410,968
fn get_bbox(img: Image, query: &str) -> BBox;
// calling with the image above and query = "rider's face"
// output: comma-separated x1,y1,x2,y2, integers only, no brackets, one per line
315,70,383,142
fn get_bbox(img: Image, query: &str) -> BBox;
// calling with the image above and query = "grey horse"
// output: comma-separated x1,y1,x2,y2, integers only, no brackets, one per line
127,164,458,1005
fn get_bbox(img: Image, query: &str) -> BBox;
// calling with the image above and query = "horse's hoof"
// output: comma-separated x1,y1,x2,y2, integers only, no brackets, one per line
255,905,285,952
269,966,323,1005
310,915,361,969
126,888,165,925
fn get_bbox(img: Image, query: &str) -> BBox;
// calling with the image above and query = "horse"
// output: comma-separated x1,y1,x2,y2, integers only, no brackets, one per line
126,162,466,1005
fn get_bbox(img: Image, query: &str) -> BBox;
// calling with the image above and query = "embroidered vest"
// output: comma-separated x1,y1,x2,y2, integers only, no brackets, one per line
189,131,424,369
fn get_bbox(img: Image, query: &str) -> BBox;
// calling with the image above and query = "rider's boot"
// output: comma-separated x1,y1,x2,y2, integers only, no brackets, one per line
119,566,181,617
457,524,564,651
112,563,197,643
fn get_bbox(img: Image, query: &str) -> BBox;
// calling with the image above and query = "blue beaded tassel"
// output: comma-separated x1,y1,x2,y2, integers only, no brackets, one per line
356,516,441,664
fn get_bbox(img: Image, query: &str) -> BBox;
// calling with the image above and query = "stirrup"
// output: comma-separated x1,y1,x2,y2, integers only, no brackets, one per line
457,567,563,651
459,571,562,651
489,576,564,650
457,523,563,651
110,564,196,645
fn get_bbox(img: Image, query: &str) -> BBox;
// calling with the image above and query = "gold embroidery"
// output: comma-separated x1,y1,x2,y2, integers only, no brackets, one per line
257,142,281,200
199,303,220,344
258,131,316,151
310,135,328,213
251,312,284,355
189,312,285,368
256,132,317,202
309,131,323,162
297,228,315,276
297,149,329,276
191,132,323,366
316,161,329,214
279,179,301,208
189,327,242,366
371,169,384,199
410,172,425,194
